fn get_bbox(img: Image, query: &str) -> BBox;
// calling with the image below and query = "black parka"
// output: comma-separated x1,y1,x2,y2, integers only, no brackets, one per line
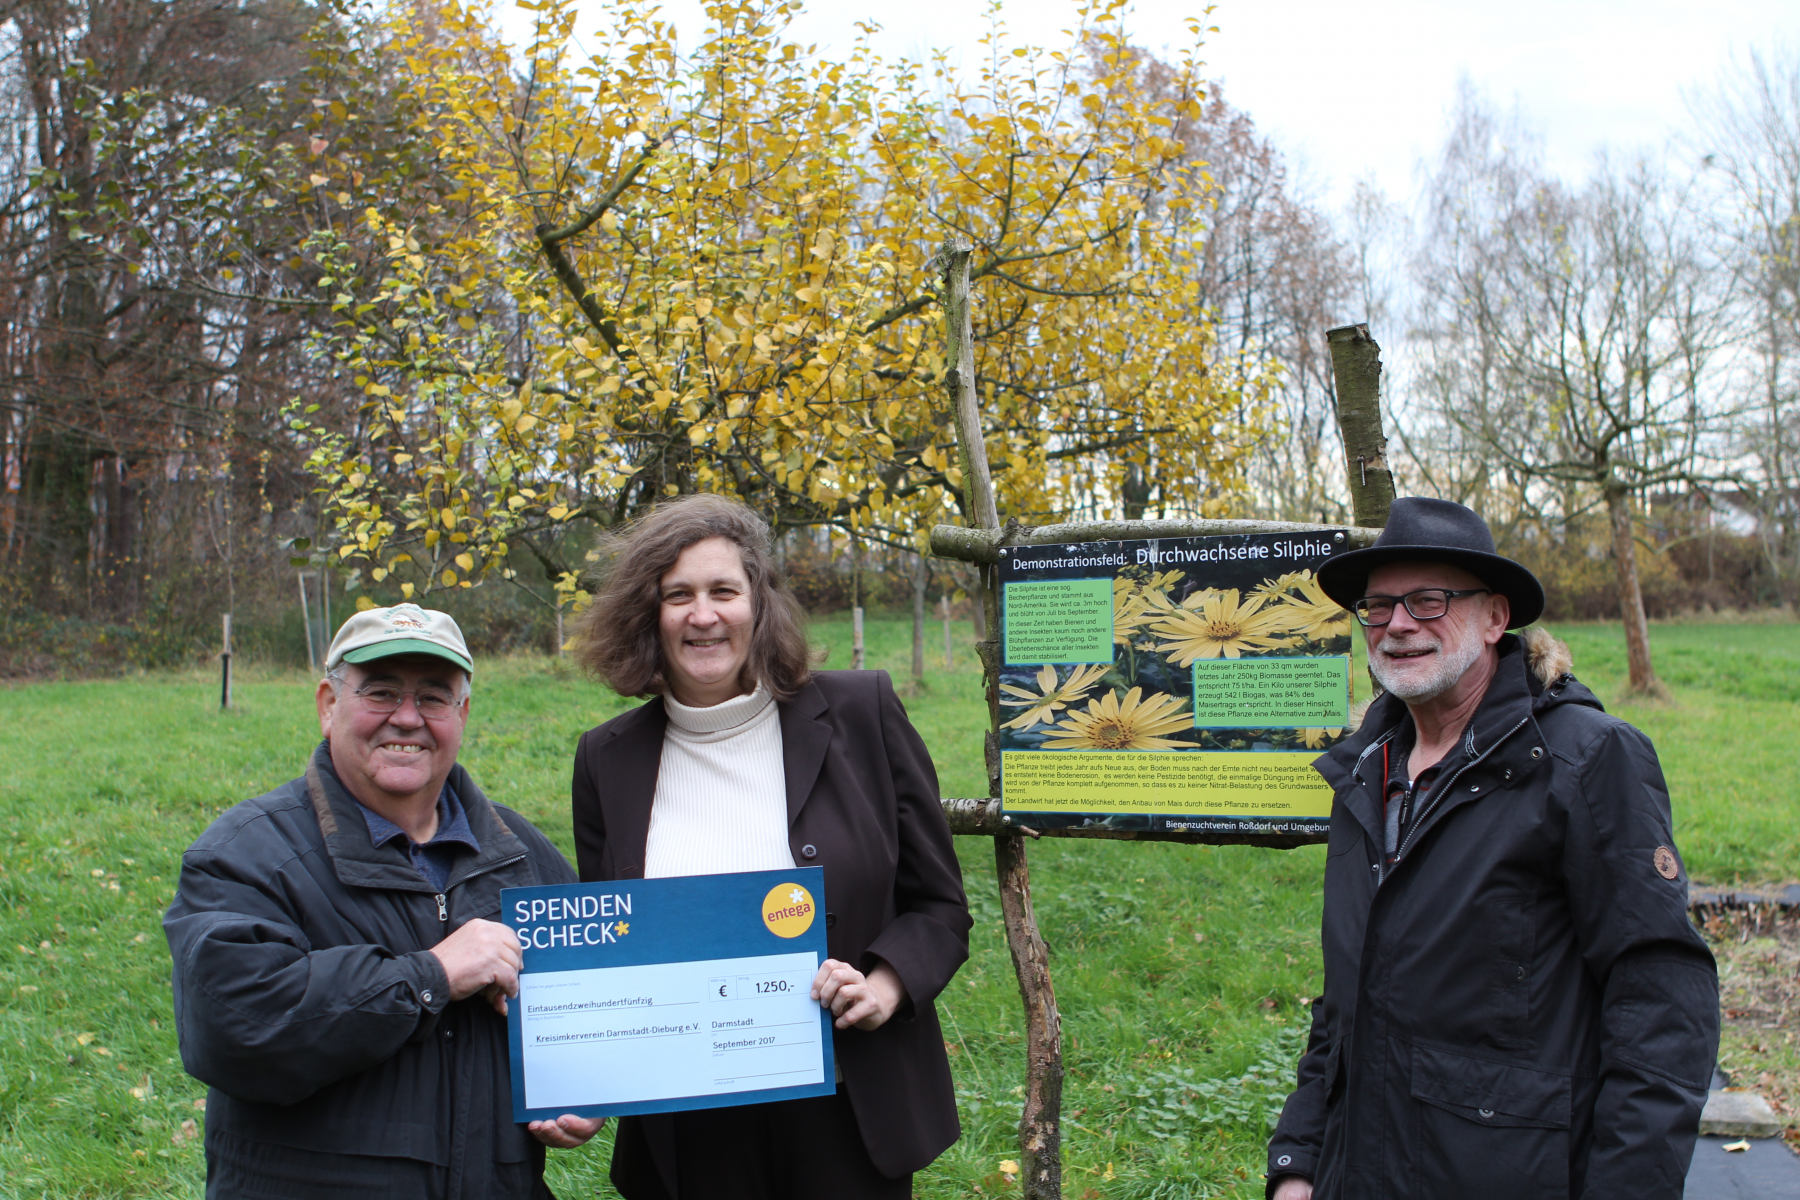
165,743,577,1199
1267,633,1718,1200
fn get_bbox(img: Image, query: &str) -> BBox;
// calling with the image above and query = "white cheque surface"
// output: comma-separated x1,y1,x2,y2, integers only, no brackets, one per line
519,951,824,1111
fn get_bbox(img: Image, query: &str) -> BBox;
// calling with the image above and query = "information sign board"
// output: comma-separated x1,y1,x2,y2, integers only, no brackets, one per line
998,532,1356,835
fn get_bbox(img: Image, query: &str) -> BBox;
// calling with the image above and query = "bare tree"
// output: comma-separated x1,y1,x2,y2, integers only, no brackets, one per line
0,0,318,618
1176,85,1361,523
1092,52,1363,523
1689,46,1800,604
1410,87,1736,696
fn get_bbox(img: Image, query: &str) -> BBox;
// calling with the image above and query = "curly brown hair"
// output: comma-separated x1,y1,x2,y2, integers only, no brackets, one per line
572,494,812,700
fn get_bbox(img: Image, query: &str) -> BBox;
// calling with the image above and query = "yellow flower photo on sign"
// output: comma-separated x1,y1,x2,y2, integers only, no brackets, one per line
1040,687,1193,751
1275,570,1355,642
1151,588,1293,664
999,663,1110,730
1113,570,1184,646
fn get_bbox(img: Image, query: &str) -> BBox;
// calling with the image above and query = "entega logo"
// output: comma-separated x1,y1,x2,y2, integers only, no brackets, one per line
760,883,816,938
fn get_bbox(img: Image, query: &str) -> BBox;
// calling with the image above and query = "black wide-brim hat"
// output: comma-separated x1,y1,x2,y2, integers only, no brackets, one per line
1317,497,1545,629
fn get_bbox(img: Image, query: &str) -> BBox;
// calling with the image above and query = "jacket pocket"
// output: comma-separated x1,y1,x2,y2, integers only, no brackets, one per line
1409,1043,1571,1200
1322,1041,1345,1109
495,1114,534,1163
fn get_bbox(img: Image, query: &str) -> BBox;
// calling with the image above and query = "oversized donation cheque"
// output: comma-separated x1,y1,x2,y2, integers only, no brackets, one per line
502,867,836,1123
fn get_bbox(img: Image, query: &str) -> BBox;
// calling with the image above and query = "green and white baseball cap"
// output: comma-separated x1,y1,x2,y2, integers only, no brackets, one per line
324,604,474,675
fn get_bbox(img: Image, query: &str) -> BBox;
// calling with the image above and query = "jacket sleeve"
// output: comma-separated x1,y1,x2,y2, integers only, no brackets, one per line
862,674,972,1009
1266,990,1333,1194
571,728,608,881
492,803,579,887
164,850,451,1106
1563,720,1718,1199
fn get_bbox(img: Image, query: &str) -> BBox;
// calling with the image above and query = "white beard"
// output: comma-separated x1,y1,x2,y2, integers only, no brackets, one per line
1369,628,1486,704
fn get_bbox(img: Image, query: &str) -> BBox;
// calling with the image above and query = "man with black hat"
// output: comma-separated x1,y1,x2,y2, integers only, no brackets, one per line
166,604,602,1198
1266,498,1717,1200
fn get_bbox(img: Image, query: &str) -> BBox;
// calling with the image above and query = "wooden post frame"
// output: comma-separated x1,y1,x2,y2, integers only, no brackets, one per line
298,573,318,674
939,244,1064,1198
934,252,1387,1195
930,516,1380,1198
220,613,234,711
1325,323,1396,529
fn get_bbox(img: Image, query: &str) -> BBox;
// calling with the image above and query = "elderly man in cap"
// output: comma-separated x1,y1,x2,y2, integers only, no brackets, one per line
1266,498,1717,1200
166,604,602,1199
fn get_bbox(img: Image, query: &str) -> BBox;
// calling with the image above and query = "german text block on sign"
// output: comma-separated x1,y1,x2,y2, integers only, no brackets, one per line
1001,750,1333,816
1191,656,1350,728
1004,578,1114,664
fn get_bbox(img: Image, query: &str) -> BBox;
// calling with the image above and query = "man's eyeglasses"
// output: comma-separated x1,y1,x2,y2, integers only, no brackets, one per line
1351,588,1492,627
351,683,462,718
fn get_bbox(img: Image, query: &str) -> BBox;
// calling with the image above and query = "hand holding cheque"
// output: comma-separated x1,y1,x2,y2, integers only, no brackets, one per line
430,919,606,1148
812,959,906,1031
430,917,524,1015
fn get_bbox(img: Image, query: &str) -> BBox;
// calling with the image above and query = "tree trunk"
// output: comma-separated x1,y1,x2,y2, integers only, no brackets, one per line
1326,323,1396,527
996,832,1063,1200
19,432,96,600
1605,484,1668,698
943,593,953,669
911,552,927,687
851,540,865,669
1121,459,1152,521
942,245,1000,530
299,572,317,673
942,244,1064,1197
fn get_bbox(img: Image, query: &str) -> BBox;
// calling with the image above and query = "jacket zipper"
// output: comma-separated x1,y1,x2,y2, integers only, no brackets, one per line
1394,714,1531,861
435,850,529,900
1354,730,1401,883
428,848,528,932
1353,729,1398,781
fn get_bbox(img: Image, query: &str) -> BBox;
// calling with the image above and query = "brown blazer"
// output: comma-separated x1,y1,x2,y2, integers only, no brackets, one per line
569,670,972,1182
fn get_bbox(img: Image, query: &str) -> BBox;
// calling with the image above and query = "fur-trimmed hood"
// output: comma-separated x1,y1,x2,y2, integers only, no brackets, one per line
1520,625,1574,687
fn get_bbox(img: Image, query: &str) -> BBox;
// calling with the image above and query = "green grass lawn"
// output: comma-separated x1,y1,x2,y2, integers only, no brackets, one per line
0,615,1792,1197
1540,621,1800,883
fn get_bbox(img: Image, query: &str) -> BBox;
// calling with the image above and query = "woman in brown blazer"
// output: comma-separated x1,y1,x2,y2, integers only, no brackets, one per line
568,494,971,1200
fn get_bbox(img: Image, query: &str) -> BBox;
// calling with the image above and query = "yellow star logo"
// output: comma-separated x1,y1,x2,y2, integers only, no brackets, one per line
615,922,629,937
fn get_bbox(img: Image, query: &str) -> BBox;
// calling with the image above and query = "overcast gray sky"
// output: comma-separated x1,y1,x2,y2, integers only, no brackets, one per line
499,0,1796,209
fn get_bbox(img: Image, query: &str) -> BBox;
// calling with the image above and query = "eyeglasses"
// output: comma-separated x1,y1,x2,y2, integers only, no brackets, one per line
351,683,462,718
1351,588,1492,627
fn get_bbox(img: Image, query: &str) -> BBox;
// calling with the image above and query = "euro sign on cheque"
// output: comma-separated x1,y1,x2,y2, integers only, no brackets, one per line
502,867,836,1122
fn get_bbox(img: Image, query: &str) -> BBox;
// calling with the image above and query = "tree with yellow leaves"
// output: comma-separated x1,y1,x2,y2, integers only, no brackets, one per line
289,0,1265,611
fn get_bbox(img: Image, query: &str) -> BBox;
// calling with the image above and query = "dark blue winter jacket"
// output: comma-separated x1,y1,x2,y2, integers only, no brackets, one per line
166,743,576,1199
1267,633,1718,1199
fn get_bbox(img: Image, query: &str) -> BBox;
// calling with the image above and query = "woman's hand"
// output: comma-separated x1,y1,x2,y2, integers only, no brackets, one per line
528,1114,606,1148
811,959,907,1031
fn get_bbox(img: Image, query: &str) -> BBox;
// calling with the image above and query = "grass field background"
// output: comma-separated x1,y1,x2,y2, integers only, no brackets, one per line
0,615,1793,1197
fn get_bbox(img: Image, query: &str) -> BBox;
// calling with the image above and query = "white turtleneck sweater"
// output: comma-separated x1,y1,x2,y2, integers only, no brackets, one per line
644,682,796,878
